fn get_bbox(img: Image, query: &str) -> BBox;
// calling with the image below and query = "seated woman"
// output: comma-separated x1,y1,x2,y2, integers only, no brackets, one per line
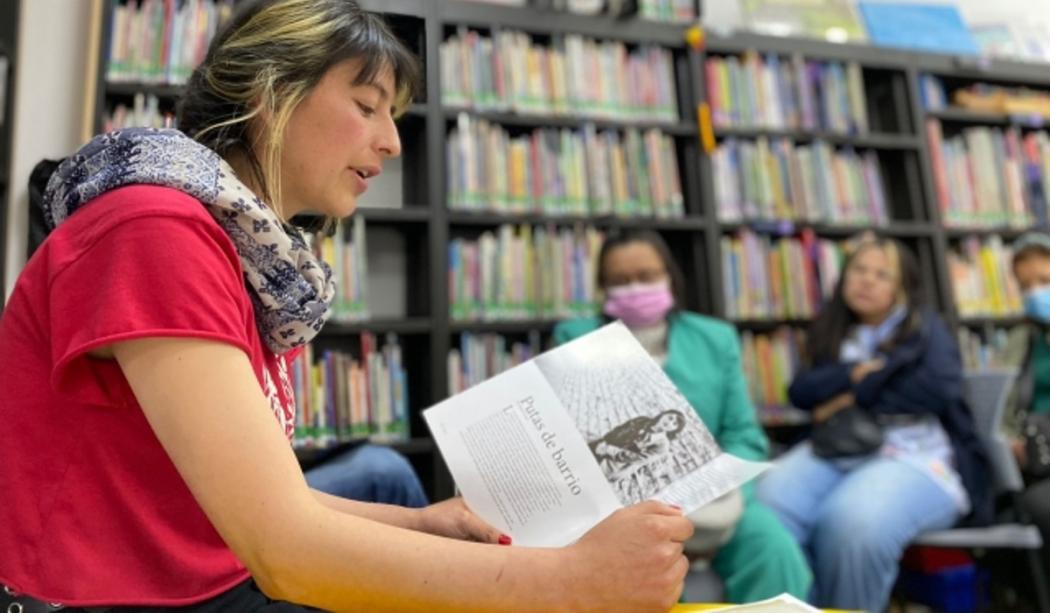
1001,231,1050,568
756,233,990,613
554,229,812,604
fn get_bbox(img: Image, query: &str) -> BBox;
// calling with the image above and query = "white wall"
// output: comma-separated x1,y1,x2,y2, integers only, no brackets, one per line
704,0,1050,35
4,0,94,298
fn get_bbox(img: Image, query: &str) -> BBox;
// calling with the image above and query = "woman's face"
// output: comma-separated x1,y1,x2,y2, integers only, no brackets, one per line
1014,252,1050,293
602,241,669,289
655,413,681,433
842,245,900,324
277,58,402,220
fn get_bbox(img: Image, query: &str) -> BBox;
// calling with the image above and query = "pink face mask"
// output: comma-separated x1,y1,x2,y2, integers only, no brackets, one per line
603,280,675,327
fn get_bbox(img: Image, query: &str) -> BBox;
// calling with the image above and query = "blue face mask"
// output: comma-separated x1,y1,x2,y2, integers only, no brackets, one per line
1024,286,1050,323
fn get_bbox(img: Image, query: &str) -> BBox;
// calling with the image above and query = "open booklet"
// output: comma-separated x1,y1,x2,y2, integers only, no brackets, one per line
424,322,770,547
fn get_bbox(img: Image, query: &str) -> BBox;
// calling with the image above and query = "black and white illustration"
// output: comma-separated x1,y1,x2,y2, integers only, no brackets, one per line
535,323,721,505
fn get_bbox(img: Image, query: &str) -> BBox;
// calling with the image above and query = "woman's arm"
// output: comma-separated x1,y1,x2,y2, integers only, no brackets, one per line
115,336,691,612
853,316,962,416
787,362,854,410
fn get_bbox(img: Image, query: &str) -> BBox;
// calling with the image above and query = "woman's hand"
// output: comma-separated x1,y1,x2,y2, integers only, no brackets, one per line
564,501,692,612
813,392,856,423
850,358,885,384
1012,436,1029,469
414,497,506,544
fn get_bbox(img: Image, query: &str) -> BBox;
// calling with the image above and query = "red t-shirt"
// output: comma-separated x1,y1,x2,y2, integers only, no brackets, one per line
0,185,300,606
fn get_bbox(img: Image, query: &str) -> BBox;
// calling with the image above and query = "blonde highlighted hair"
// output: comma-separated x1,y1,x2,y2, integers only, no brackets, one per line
177,0,421,219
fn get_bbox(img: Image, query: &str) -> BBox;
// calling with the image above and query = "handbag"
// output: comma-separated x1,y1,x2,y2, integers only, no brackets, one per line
1023,413,1050,480
810,405,885,459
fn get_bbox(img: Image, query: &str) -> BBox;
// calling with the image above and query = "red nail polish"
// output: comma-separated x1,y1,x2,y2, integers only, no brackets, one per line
498,534,512,546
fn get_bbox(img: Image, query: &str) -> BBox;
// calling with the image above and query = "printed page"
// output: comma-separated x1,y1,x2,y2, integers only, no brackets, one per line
424,361,622,547
704,593,822,612
532,323,769,514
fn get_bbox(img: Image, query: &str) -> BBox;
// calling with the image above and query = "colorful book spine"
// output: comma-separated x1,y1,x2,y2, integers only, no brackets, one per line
290,333,409,449
721,229,845,320
448,332,543,394
106,0,234,85
704,55,868,134
449,224,604,321
713,138,887,225
448,114,684,218
308,216,369,322
441,29,678,123
948,235,1023,318
927,120,1037,229
739,326,805,414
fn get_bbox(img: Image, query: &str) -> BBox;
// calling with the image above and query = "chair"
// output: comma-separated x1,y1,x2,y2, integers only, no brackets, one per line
908,369,1049,612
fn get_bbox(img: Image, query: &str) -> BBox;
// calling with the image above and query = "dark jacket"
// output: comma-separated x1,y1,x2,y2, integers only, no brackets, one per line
788,309,992,526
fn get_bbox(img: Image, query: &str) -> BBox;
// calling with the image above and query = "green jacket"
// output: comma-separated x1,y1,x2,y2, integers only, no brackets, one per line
553,312,769,464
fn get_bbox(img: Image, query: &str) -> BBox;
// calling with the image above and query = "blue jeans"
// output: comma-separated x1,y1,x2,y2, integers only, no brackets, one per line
305,444,429,508
756,442,960,613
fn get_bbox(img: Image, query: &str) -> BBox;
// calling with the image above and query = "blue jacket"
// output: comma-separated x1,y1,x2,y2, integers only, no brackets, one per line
789,310,992,526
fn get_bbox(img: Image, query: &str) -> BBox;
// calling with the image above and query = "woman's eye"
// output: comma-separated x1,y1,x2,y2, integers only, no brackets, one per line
357,101,377,117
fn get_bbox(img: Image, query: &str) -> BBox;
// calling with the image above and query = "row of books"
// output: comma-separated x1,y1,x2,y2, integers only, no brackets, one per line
712,138,888,225
106,0,234,85
920,74,1050,119
289,334,409,449
447,332,544,394
103,93,175,132
704,54,869,134
947,235,1023,319
739,326,803,412
464,0,697,22
927,121,1039,228
441,28,679,122
308,217,369,322
449,224,603,321
448,114,685,218
722,229,844,321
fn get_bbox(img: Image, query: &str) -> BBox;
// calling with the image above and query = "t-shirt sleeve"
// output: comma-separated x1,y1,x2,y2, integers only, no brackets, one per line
49,213,254,406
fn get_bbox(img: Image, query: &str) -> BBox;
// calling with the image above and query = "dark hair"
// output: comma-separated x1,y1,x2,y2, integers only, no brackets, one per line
805,235,924,365
176,0,422,216
1012,232,1050,270
596,229,687,311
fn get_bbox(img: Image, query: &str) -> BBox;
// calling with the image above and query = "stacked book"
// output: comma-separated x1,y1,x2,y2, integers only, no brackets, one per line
713,137,888,225
448,114,684,218
449,224,604,321
947,235,1023,319
441,28,679,122
722,229,844,320
106,0,234,85
705,53,869,134
927,121,1037,228
290,334,409,449
448,332,544,394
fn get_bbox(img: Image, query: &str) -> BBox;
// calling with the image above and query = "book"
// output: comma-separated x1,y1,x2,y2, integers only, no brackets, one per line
858,2,978,56
424,322,768,547
741,0,867,44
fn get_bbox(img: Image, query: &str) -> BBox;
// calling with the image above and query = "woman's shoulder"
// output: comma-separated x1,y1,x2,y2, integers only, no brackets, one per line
50,185,233,258
672,311,737,343
553,316,604,342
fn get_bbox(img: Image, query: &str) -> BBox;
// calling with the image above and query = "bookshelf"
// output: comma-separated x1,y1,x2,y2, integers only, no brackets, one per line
86,1,1050,496
0,0,18,307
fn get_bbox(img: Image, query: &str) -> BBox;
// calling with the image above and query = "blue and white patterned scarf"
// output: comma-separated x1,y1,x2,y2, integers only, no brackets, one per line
43,127,335,354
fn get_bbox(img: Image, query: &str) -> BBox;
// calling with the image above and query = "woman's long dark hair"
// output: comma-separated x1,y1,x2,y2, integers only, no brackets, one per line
597,229,688,313
805,235,924,365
